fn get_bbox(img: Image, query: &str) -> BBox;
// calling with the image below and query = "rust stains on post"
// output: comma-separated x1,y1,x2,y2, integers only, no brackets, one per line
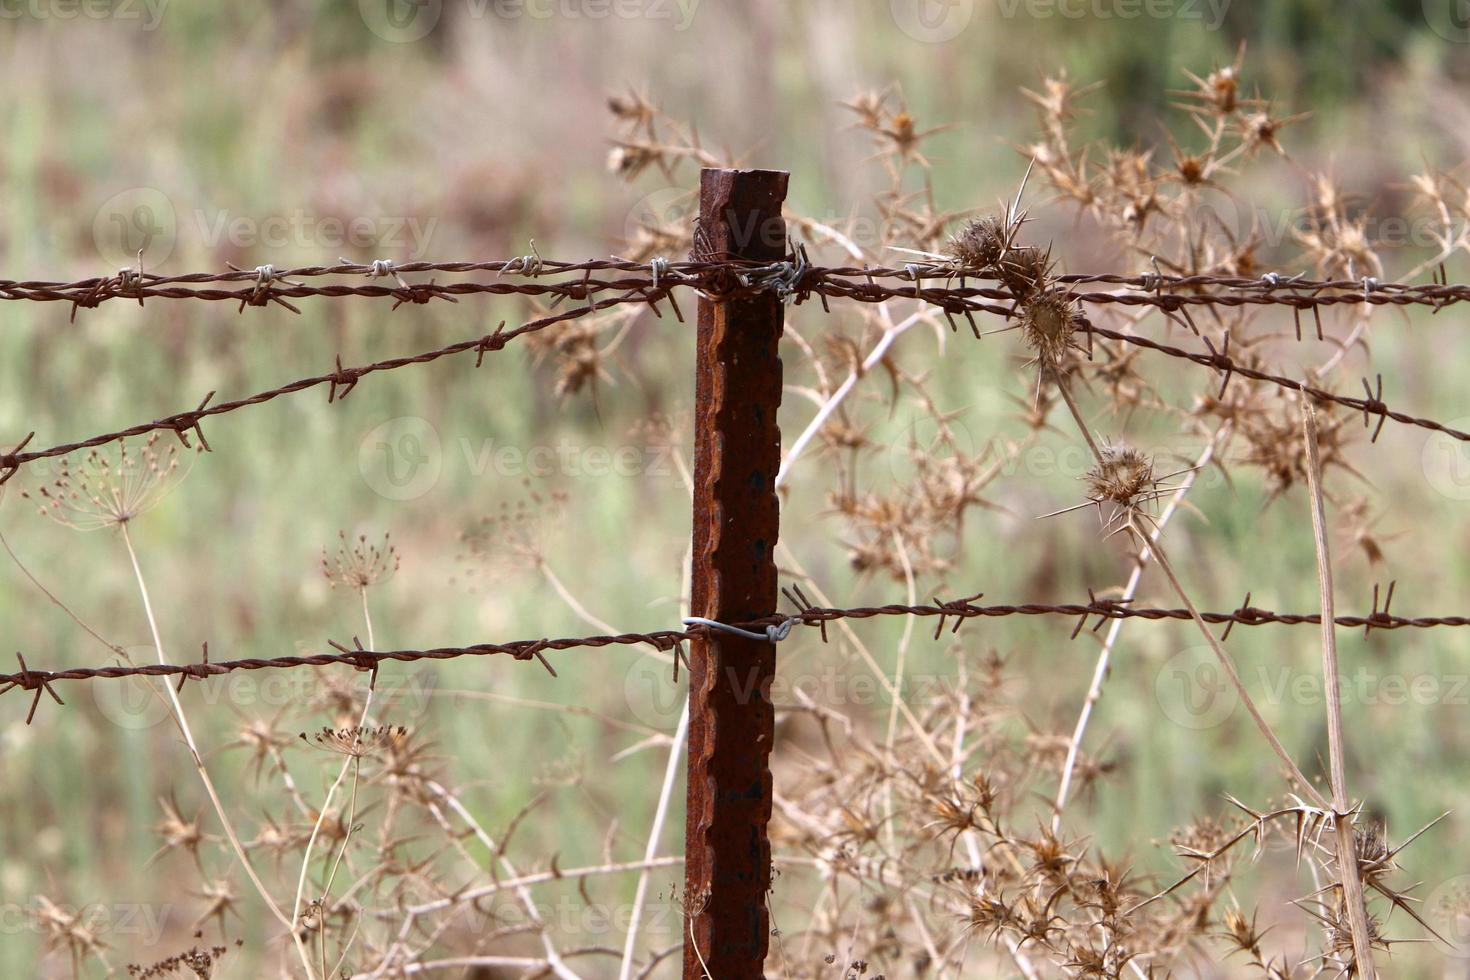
684,167,788,979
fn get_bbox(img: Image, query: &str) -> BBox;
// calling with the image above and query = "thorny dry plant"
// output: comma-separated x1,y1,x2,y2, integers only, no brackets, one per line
10,52,1470,979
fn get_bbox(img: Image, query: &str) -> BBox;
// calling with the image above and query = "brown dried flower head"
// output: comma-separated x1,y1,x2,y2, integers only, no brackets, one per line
1019,287,1081,368
22,433,197,530
302,723,409,759
1085,444,1156,506
321,531,399,592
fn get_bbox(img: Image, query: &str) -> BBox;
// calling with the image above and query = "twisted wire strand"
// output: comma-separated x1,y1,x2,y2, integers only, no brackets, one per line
2,594,1459,715
4,258,1467,489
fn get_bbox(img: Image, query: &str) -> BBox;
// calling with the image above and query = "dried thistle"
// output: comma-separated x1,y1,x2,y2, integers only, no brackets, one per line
1018,287,1083,368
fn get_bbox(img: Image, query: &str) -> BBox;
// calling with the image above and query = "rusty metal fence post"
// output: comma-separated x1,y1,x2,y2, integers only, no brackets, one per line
684,167,789,978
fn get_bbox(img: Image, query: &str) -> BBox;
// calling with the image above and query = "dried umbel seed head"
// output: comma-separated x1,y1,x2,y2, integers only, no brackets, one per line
1019,287,1081,368
1085,445,1156,506
302,724,409,759
22,433,197,530
321,531,399,592
127,942,238,979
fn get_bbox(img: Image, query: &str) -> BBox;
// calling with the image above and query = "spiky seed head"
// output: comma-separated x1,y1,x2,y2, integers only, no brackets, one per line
948,215,1011,270
1085,444,1156,506
997,245,1052,296
1019,288,1080,367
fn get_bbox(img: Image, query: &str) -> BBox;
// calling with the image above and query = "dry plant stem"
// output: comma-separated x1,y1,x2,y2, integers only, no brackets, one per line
291,588,379,961
1134,519,1328,809
617,540,693,980
391,857,685,919
772,555,1037,978
776,307,927,486
774,542,944,766
541,559,673,665
0,530,124,656
616,698,688,980
437,689,661,738
118,523,313,976
883,530,919,854
424,779,581,980
1304,401,1377,979
1051,425,1232,831
1050,366,1103,464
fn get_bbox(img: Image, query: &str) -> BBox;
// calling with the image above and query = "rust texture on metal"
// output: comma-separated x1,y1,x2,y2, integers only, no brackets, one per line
684,167,789,979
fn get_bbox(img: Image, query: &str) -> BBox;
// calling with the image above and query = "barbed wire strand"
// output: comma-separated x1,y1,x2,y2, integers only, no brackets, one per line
2,588,1460,722
0,290,659,484
4,259,1468,491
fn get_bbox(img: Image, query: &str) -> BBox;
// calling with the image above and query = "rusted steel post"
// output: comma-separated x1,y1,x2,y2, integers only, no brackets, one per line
684,167,788,979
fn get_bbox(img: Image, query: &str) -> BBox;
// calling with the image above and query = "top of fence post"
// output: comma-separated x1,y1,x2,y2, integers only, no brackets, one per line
684,166,788,979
